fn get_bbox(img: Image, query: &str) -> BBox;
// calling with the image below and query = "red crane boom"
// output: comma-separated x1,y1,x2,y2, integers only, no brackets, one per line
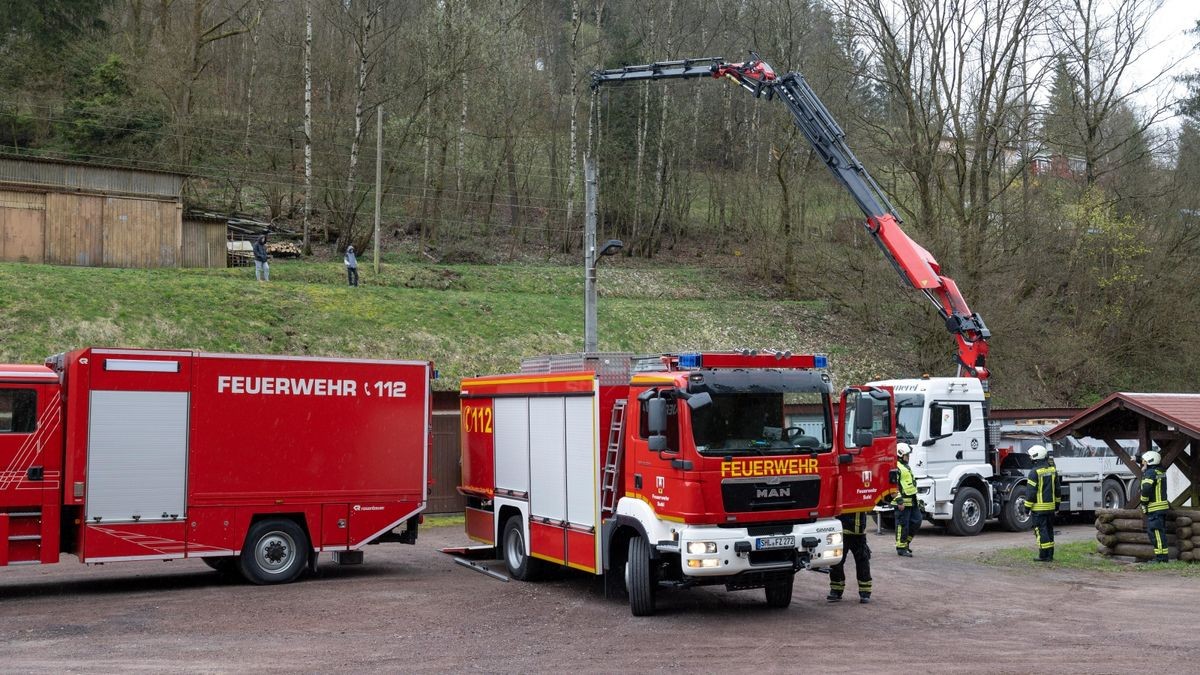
592,55,991,383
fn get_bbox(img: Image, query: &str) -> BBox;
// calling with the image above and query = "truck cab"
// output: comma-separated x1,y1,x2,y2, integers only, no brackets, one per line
0,365,65,566
870,376,994,535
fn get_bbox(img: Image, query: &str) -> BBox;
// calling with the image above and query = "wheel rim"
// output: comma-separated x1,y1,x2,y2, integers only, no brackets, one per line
506,527,526,570
1103,488,1121,509
255,531,296,575
1017,500,1031,524
963,498,982,528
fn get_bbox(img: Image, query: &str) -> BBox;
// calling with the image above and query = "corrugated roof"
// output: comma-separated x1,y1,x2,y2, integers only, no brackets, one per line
1047,392,1200,439
0,154,183,200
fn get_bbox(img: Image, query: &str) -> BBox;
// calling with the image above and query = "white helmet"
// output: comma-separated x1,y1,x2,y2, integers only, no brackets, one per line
1028,445,1048,461
1141,450,1161,466
896,443,912,459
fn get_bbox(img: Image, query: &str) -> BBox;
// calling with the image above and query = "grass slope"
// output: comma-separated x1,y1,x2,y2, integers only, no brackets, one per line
979,540,1200,576
0,260,896,389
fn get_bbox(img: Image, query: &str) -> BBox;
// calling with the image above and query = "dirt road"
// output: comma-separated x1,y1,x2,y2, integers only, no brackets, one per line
0,522,1193,673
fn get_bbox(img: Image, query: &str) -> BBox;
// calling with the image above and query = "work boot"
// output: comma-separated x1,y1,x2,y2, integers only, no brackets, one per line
897,548,913,557
1033,556,1050,563
1156,554,1169,563
859,594,871,604
826,591,843,602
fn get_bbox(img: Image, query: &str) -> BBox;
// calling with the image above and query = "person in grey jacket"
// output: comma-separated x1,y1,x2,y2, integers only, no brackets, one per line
253,235,269,282
344,245,359,287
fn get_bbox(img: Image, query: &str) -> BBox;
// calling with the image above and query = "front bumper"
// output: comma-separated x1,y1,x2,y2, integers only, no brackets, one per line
669,519,844,577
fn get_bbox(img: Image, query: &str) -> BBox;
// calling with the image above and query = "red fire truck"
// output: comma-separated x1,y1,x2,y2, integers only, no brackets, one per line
459,350,895,615
0,347,431,584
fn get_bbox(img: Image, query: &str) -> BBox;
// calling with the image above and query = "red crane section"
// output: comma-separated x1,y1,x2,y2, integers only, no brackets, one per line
592,55,991,382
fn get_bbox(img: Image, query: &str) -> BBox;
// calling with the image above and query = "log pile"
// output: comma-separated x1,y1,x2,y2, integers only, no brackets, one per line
1095,508,1200,562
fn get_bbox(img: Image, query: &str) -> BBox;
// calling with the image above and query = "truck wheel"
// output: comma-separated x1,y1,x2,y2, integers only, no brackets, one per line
239,519,309,585
764,575,794,608
502,516,542,582
1101,479,1126,510
999,484,1033,532
626,536,657,616
946,487,986,536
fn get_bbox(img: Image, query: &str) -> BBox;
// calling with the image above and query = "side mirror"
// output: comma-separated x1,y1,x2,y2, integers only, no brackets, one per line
649,435,668,452
853,430,874,448
647,397,667,434
854,395,874,430
685,391,712,410
928,404,944,437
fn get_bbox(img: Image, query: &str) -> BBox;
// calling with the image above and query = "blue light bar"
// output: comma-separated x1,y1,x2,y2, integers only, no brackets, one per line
678,352,703,369
813,354,828,369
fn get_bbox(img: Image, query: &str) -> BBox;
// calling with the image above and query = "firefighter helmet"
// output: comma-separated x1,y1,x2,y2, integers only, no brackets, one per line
1141,450,1161,466
1028,445,1048,461
896,443,912,459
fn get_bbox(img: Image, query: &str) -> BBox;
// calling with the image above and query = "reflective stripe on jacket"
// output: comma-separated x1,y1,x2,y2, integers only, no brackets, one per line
839,512,869,535
1023,461,1059,512
1140,468,1169,513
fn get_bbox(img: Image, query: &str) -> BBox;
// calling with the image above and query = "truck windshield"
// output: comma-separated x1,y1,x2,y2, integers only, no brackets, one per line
895,394,924,444
691,392,831,456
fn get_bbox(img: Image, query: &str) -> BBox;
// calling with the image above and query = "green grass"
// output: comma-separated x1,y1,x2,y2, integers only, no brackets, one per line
979,540,1200,576
0,259,890,389
423,514,465,528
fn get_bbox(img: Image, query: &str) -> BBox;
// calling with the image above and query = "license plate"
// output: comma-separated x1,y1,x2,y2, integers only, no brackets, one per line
755,535,795,550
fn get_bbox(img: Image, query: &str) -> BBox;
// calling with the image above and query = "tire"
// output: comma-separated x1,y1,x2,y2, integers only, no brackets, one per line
946,487,986,536
764,575,795,609
239,519,310,585
999,484,1034,532
502,516,543,582
626,536,657,617
1101,479,1126,510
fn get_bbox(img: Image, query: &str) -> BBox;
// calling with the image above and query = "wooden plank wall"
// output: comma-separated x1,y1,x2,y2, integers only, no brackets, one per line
181,220,227,268
102,197,181,268
1,188,183,268
0,190,46,263
45,193,104,266
429,412,467,514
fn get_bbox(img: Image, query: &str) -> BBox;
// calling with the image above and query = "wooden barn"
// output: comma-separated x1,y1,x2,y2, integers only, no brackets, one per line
0,155,224,269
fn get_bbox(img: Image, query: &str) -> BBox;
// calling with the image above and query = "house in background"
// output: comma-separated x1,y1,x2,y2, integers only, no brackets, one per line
0,155,224,268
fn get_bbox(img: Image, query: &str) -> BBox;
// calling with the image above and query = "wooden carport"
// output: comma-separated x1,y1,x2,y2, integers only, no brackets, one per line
1047,393,1200,508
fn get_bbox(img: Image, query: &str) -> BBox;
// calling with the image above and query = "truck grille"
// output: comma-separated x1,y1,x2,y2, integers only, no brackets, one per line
721,475,820,512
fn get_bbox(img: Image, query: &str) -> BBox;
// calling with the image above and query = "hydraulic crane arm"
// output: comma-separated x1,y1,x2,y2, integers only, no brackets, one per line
592,56,991,382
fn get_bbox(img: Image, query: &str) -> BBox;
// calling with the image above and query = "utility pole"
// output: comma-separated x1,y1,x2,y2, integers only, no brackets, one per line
374,105,383,274
584,155,598,353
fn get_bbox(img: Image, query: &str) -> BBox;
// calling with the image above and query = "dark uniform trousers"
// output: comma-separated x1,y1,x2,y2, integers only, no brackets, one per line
829,513,872,598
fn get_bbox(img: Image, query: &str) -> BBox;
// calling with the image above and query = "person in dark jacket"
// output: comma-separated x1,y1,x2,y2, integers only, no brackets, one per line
253,235,270,282
1023,444,1060,562
827,510,872,603
894,443,920,557
344,245,359,287
1139,450,1170,563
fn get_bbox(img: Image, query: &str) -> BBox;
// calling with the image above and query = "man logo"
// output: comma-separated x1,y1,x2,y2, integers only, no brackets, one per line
756,487,791,499
656,476,665,494
862,470,873,486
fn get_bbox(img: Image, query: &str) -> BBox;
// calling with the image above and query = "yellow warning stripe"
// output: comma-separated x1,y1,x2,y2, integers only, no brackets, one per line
463,374,595,387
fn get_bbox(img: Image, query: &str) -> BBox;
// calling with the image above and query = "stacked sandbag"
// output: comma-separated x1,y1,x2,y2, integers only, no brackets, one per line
1095,507,1200,562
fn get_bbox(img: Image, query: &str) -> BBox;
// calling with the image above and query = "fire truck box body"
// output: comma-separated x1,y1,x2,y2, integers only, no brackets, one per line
459,351,896,615
0,347,431,582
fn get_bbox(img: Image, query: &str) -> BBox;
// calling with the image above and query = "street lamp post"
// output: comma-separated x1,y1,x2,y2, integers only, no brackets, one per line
583,156,622,353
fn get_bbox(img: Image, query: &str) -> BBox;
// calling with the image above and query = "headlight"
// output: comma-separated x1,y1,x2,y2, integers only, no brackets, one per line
826,532,843,546
687,541,717,554
822,548,843,559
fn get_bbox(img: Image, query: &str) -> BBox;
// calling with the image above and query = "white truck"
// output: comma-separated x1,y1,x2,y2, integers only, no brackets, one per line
869,376,1137,535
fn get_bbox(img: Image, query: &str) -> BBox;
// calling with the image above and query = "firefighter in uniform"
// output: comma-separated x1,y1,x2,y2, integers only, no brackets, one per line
827,511,872,603
1139,450,1170,563
893,443,920,557
1023,444,1060,562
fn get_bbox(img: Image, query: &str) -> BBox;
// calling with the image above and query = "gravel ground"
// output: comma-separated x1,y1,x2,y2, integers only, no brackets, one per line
0,521,1194,674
